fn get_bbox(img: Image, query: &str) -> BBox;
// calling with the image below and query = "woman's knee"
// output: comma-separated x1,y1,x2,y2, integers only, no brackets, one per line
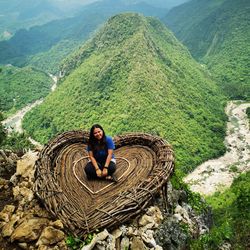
108,162,116,174
85,162,96,178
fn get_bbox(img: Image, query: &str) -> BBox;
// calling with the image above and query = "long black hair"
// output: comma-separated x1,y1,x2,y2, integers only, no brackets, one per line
88,124,107,152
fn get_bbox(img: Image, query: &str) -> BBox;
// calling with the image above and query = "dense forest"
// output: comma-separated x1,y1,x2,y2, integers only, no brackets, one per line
0,65,52,116
164,0,250,100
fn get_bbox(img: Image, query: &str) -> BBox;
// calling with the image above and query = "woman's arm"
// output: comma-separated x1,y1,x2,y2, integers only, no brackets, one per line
89,151,102,177
104,149,113,168
102,149,113,177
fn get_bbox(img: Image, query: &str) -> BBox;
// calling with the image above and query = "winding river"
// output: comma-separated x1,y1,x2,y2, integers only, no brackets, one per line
3,74,58,148
185,101,250,196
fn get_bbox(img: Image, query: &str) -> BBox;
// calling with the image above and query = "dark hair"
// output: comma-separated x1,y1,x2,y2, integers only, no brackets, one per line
88,124,107,152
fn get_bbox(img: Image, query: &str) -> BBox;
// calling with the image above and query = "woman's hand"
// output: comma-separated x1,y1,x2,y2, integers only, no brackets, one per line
102,168,108,177
96,168,102,177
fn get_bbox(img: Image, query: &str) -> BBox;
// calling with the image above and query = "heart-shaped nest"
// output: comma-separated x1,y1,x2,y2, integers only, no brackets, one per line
34,131,174,235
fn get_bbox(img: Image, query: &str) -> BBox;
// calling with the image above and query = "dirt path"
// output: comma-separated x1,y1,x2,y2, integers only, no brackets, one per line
184,101,250,196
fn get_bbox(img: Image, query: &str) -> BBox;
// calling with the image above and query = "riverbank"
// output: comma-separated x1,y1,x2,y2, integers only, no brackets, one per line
184,101,250,196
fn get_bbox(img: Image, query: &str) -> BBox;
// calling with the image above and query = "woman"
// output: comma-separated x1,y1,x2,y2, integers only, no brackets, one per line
85,124,117,182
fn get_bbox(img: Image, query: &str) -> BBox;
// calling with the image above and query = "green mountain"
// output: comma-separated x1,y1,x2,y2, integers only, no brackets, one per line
164,0,250,100
23,13,226,173
0,0,65,41
0,65,53,115
0,0,167,74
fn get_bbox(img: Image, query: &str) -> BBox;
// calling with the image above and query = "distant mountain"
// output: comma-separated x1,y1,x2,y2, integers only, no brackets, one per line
0,0,64,40
0,0,168,73
164,0,250,100
0,65,53,115
135,0,189,8
23,13,226,173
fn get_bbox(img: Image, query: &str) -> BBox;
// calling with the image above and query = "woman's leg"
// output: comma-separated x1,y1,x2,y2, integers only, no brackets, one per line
108,161,116,176
84,162,97,179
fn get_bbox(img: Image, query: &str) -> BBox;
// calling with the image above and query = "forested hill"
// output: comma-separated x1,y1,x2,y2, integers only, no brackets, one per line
0,65,52,116
164,0,250,100
0,0,166,74
23,13,226,173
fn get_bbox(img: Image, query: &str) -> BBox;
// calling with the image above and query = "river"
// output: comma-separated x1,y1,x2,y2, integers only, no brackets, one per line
2,74,58,147
184,101,250,196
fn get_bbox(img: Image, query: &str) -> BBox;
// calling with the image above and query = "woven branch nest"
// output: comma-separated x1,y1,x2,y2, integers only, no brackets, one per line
34,131,174,235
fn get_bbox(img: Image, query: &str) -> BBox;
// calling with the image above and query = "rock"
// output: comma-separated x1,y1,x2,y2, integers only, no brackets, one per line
111,228,122,239
94,243,106,250
11,218,49,242
18,242,28,249
0,205,15,222
120,236,130,250
139,215,155,228
127,227,135,237
49,220,64,230
2,214,19,237
130,236,147,250
56,240,68,250
155,217,189,250
36,226,65,246
81,229,109,250
13,186,34,202
155,246,163,250
15,151,38,179
174,205,195,234
219,242,232,250
146,206,163,224
141,230,157,248
0,178,9,189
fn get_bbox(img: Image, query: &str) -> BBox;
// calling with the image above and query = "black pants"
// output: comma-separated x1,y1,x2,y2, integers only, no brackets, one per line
85,161,116,180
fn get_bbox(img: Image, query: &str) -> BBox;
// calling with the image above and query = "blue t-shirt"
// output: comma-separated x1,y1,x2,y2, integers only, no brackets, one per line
87,136,115,163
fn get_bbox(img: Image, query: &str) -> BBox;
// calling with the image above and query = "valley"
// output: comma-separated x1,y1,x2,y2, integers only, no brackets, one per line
2,74,57,144
185,101,250,195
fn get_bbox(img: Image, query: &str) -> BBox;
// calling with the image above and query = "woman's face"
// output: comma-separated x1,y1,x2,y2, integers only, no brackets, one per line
93,127,103,140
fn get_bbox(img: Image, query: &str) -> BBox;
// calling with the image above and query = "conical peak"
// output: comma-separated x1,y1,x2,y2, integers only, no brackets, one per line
92,13,148,47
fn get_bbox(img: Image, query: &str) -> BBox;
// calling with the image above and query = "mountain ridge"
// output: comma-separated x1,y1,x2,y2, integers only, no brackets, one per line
23,13,226,173
164,0,250,99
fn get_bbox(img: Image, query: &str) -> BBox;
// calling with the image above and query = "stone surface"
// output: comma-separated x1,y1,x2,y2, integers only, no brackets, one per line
13,186,34,202
49,220,64,230
15,151,38,179
130,236,147,250
81,229,109,250
2,214,19,237
111,228,122,239
120,236,130,250
138,214,155,228
36,226,65,246
18,242,28,249
0,205,15,222
11,218,49,242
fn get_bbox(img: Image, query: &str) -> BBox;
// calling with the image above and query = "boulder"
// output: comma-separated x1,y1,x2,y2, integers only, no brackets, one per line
13,186,34,202
49,220,64,230
15,151,38,179
11,218,49,242
138,214,155,229
36,226,65,246
120,236,130,250
130,236,147,250
2,214,19,237
0,205,15,222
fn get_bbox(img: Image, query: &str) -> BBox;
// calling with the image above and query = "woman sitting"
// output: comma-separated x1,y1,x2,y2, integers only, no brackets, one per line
85,124,117,182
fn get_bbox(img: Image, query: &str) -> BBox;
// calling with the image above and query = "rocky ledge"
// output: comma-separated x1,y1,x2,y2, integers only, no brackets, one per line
0,150,212,250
